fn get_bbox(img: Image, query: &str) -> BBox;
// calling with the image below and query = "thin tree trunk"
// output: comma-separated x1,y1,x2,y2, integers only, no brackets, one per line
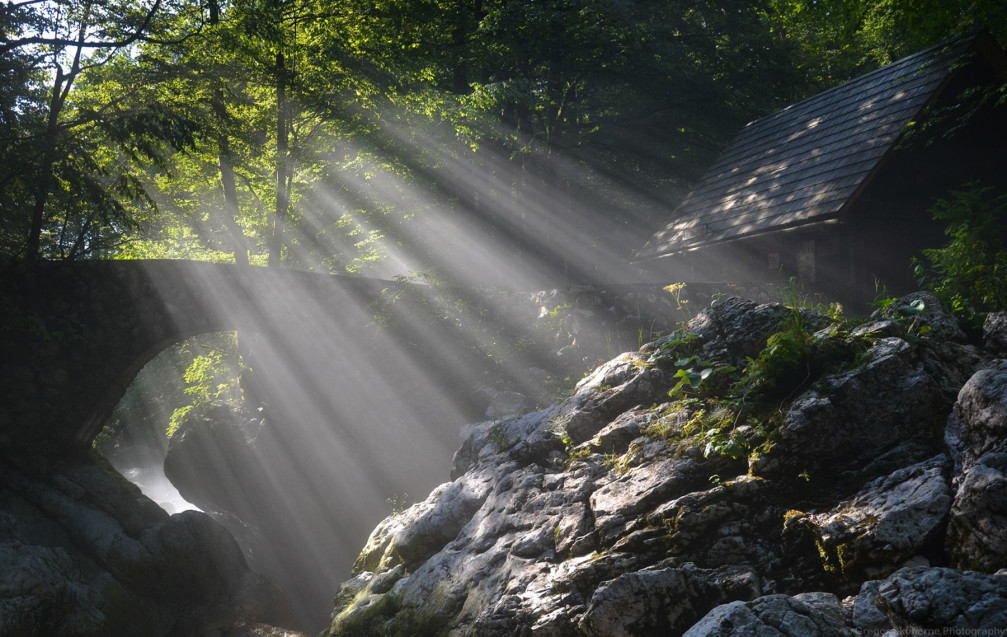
26,71,65,261
269,51,288,267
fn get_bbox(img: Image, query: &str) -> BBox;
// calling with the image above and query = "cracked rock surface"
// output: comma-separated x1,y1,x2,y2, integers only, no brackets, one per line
323,295,1007,636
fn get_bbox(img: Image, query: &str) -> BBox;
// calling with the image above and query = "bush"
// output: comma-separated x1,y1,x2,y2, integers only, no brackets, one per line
915,183,1007,321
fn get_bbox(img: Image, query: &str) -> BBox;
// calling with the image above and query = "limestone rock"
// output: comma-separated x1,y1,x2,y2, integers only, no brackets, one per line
589,455,704,543
585,407,646,455
947,452,1007,571
945,361,1007,475
810,455,952,581
752,336,946,481
984,312,1007,356
682,593,857,637
681,297,830,368
322,292,1007,636
0,451,293,636
384,472,494,569
579,563,763,637
559,352,669,443
850,580,891,631
876,566,1007,630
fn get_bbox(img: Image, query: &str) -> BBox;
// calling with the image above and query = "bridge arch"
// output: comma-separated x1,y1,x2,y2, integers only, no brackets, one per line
0,260,389,455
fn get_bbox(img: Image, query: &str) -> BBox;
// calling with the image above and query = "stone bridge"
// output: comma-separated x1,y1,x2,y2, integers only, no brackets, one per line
0,260,390,456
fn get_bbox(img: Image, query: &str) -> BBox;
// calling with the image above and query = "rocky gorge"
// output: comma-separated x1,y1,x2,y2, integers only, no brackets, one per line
3,287,1007,635
323,292,1007,636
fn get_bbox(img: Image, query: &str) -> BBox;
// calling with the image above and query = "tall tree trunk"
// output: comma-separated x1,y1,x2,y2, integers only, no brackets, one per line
26,10,89,261
26,80,62,261
269,51,289,268
209,0,248,266
217,134,249,266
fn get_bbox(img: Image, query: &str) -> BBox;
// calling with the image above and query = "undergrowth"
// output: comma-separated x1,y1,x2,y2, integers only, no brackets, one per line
646,305,871,464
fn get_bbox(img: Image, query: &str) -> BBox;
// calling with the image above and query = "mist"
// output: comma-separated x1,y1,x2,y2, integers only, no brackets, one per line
91,109,705,631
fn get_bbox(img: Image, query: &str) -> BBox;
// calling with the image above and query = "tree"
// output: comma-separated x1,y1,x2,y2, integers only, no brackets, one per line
0,0,202,261
915,184,1007,321
295,0,803,283
769,0,1007,86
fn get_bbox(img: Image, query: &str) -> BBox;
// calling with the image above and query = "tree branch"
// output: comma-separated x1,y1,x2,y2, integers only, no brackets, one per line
1,0,164,55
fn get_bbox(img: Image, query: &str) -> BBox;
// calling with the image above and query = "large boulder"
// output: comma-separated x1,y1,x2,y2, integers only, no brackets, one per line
947,452,1007,571
579,563,763,636
984,312,1007,357
677,297,830,368
682,593,856,637
875,566,1007,630
848,580,891,632
809,455,952,583
944,363,1007,571
0,451,296,636
751,336,948,481
945,361,1007,475
872,291,967,343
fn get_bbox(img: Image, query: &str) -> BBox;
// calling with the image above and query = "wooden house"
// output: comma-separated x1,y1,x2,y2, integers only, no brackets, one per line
637,30,1007,311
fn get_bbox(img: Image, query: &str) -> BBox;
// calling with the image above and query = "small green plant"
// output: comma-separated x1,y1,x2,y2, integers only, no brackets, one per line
648,305,867,464
664,282,692,320
647,332,702,363
775,275,843,317
548,416,593,466
489,422,512,451
604,452,633,475
567,447,592,464
914,182,1007,325
738,327,811,402
701,428,749,460
871,279,897,312
669,360,715,398
542,302,574,335
644,401,693,440
549,416,575,453
678,403,748,459
871,286,933,336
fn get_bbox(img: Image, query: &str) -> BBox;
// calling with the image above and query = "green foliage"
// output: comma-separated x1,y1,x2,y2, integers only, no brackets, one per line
165,332,245,438
915,183,1007,323
94,344,192,454
668,360,716,399
738,324,811,402
647,333,702,364
548,415,592,466
767,0,1007,89
549,418,575,455
776,276,843,319
648,304,867,462
488,422,512,451
603,451,633,475
0,0,204,261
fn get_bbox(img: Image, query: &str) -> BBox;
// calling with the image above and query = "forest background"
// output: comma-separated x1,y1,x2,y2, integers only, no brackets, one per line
3,0,1005,284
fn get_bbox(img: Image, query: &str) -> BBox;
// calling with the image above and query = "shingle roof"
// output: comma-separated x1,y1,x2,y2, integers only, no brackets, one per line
638,32,986,260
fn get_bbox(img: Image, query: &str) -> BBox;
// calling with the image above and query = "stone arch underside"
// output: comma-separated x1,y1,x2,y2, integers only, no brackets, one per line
0,260,388,456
